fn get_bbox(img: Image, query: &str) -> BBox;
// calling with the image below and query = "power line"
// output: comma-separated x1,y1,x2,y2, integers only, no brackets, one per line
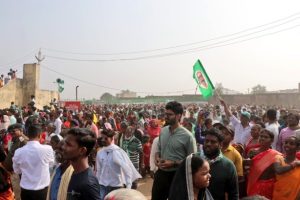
43,12,300,56
46,23,300,62
0,49,37,69
41,64,195,95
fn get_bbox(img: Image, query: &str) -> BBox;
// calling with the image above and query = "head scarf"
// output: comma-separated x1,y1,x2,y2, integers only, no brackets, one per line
168,154,214,200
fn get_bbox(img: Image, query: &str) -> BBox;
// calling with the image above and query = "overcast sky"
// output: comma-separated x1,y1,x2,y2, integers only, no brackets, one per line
1,0,300,100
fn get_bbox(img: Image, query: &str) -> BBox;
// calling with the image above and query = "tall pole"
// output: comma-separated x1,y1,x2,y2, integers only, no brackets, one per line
76,85,79,101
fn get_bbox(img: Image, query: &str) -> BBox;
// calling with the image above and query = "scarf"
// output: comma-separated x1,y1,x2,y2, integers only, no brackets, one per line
46,165,74,200
196,149,223,165
102,144,141,185
168,154,214,200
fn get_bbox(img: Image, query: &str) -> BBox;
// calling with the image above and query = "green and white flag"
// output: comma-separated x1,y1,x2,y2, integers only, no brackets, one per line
193,60,214,100
56,78,64,93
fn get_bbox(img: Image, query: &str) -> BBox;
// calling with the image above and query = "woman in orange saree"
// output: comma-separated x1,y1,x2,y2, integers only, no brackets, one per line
247,129,281,199
273,136,300,200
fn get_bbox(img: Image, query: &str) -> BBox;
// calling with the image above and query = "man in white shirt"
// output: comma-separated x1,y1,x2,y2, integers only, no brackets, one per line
220,98,251,146
96,129,141,200
7,109,16,125
54,110,63,135
13,124,54,200
149,136,159,177
265,109,279,150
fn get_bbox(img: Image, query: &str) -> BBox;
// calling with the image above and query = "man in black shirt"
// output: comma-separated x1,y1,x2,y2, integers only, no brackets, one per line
62,128,100,200
202,128,239,200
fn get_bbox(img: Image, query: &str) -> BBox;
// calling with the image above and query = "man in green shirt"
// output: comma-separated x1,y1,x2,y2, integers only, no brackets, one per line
203,128,239,200
152,101,196,200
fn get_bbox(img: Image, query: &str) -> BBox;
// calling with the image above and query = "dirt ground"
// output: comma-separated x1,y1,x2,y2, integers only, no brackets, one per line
11,174,153,200
137,176,153,200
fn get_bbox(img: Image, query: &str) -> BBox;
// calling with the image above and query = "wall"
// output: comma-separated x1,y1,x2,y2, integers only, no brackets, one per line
37,90,59,108
111,93,300,107
0,79,18,108
0,63,59,109
209,93,300,108
22,63,40,105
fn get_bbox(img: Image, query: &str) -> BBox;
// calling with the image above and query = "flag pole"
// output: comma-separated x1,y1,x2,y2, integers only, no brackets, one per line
214,89,222,101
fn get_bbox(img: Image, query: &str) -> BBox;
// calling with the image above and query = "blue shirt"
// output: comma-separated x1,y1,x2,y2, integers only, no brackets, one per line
50,166,62,200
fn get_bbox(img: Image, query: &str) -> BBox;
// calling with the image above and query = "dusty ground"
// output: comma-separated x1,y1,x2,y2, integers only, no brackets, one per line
12,174,153,200
137,176,153,200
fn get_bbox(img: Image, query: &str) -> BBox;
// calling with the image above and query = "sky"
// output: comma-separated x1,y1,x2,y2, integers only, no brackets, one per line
1,0,300,100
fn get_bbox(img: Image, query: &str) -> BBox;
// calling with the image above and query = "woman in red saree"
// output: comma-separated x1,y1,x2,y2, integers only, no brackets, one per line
245,124,261,157
247,129,281,199
147,119,161,144
273,136,300,200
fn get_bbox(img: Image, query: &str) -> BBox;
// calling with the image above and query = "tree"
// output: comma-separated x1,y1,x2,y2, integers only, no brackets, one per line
214,82,224,95
251,84,267,94
100,92,115,103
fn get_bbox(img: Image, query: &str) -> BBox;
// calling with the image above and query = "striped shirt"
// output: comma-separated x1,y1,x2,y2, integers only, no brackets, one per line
121,136,142,170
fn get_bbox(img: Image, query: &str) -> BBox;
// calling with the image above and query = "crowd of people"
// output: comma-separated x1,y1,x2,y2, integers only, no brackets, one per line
0,97,300,200
0,69,17,88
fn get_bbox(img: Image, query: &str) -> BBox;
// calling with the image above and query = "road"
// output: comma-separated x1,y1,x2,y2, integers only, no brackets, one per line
137,176,153,200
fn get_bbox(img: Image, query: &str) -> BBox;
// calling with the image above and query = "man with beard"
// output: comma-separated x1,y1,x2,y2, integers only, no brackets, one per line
62,128,100,200
46,140,73,200
202,128,238,200
152,101,197,200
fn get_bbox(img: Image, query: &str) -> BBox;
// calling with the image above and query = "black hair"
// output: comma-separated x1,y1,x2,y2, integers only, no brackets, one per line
204,118,212,126
165,101,184,115
27,124,42,139
101,129,116,138
138,112,144,118
50,135,61,145
256,122,265,128
191,155,205,175
266,109,277,121
287,113,300,122
10,123,23,132
8,109,15,114
85,113,93,121
66,128,96,156
260,129,274,140
203,128,224,142
120,121,128,129
286,136,300,147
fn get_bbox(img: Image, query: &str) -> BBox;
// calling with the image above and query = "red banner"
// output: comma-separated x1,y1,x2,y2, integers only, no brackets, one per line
63,101,81,111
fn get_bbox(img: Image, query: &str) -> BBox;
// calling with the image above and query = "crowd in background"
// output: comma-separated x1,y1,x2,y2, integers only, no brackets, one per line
0,97,300,200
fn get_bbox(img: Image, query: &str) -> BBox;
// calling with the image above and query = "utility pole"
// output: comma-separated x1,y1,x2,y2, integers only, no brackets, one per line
76,85,79,100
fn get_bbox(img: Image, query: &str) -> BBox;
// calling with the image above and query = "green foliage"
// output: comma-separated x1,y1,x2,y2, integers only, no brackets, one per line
251,84,267,94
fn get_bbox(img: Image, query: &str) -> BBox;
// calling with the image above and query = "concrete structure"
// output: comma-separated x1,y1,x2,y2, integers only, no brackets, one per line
97,91,300,108
0,63,59,109
208,93,300,108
